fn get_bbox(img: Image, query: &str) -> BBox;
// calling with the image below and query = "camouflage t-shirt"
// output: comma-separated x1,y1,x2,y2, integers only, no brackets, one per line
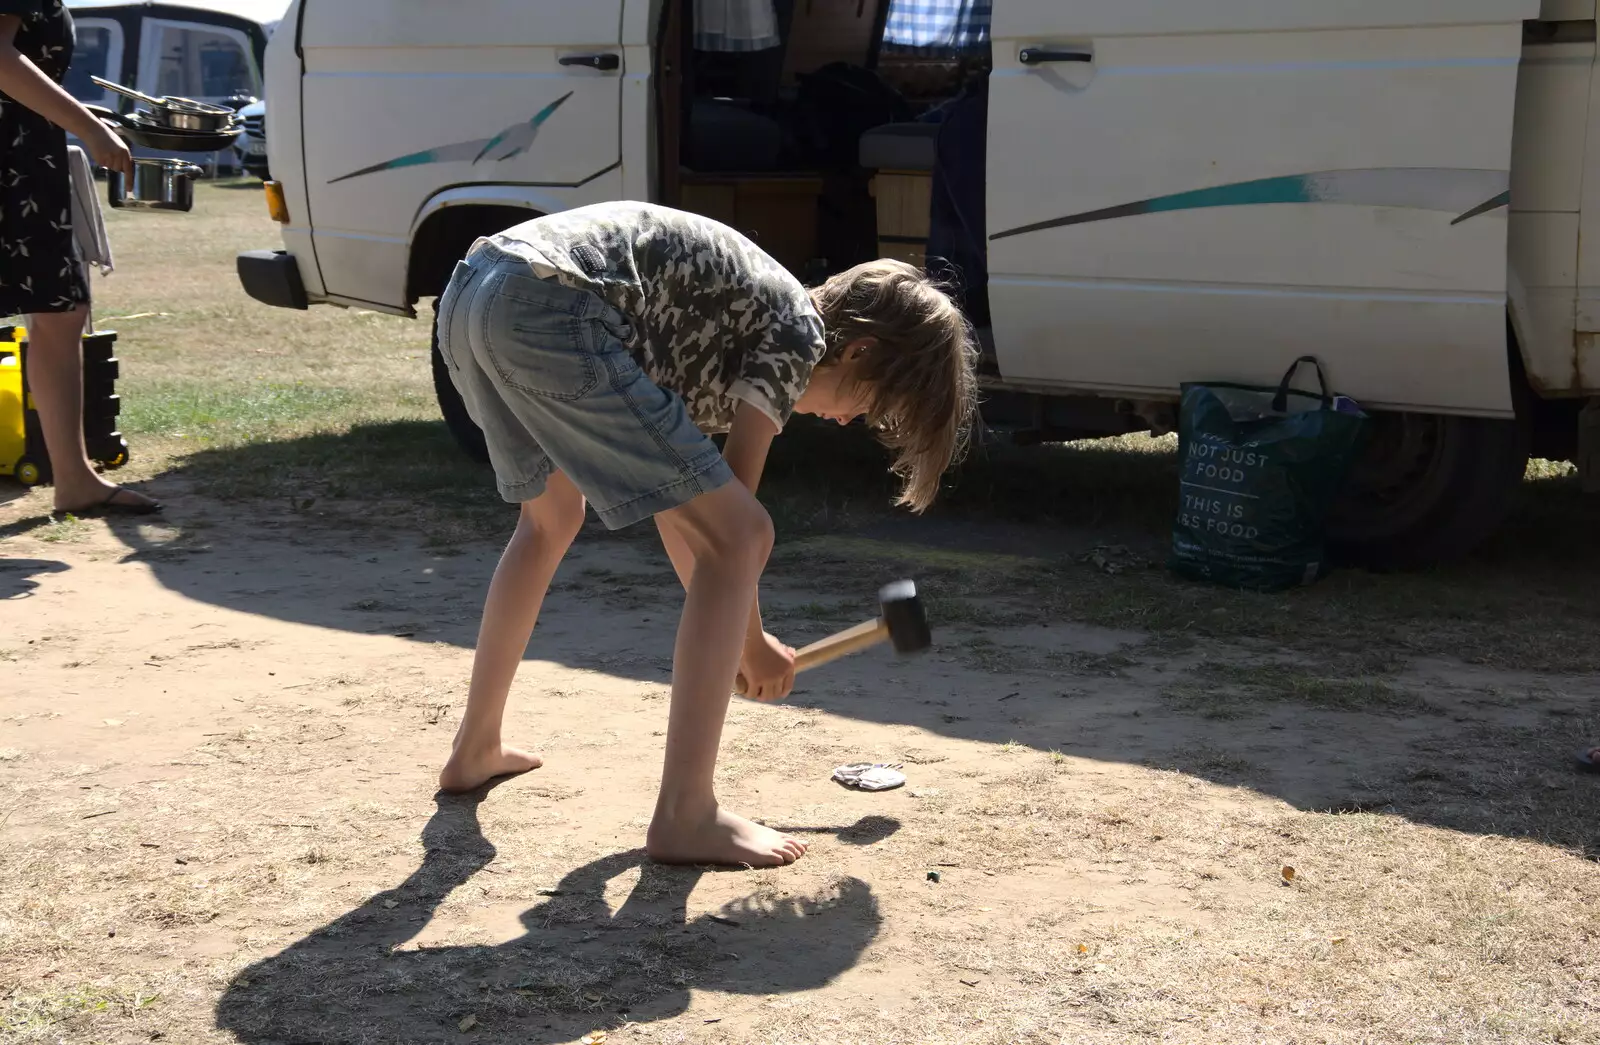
482,202,825,433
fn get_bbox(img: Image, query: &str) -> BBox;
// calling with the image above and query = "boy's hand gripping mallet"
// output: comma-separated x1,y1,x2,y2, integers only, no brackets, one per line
735,580,930,696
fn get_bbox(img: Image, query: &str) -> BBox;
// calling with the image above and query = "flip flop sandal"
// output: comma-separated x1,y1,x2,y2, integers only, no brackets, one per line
52,486,163,520
832,763,907,792
1576,747,1600,774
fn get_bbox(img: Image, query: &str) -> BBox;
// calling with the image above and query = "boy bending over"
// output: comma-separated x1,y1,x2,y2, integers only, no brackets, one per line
436,202,977,868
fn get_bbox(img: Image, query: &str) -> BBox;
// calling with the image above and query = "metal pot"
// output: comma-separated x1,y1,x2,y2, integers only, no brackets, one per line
91,76,238,134
108,158,204,212
86,104,241,154
138,102,237,135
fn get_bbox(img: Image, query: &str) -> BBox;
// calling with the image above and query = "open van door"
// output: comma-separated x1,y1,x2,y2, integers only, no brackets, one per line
298,1,627,308
986,1,1539,416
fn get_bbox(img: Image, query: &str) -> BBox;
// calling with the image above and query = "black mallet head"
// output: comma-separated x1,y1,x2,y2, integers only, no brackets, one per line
879,580,931,655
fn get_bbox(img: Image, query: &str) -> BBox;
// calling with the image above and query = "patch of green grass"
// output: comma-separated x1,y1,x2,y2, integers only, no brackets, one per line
1,984,159,1036
959,636,1015,672
121,381,362,443
1155,746,1261,778
756,421,1181,541
765,528,1600,673
922,594,1029,629
34,516,91,544
34,181,1600,679
161,419,511,542
1047,649,1137,676
1162,659,1433,720
777,600,859,622
952,635,1138,677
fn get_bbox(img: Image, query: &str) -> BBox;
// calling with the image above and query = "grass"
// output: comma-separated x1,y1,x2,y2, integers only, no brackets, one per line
2,984,163,1037
16,180,444,489
1163,659,1433,720
761,530,1600,673
123,380,363,443
32,515,91,543
14,179,1595,673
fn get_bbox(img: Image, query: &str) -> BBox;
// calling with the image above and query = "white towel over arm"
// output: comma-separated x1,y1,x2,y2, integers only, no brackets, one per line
66,145,114,277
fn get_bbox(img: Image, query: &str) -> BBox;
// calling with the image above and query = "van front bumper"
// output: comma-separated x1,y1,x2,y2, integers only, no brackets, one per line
237,249,309,310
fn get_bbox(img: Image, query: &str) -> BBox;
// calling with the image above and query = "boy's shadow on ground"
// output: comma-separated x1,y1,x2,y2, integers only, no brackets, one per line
216,788,886,1044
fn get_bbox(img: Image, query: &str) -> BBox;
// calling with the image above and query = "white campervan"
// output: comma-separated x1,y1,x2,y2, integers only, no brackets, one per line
237,0,1600,566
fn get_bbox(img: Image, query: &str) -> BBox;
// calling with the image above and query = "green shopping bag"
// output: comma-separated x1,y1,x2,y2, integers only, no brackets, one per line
1169,356,1369,592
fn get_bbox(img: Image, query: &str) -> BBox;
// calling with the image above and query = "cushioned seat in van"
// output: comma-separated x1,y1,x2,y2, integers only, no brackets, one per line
859,122,940,172
687,99,786,172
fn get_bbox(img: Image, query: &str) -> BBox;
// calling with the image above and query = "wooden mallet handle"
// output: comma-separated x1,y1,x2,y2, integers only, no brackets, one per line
732,579,927,697
734,617,889,696
795,617,890,671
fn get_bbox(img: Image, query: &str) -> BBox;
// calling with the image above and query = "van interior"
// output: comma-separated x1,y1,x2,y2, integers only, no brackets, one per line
656,0,994,346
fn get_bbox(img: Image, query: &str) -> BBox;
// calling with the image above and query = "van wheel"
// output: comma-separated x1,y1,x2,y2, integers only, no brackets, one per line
1325,411,1528,569
430,309,489,464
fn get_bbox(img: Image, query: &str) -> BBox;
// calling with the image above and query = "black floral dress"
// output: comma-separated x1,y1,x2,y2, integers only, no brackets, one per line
0,0,89,316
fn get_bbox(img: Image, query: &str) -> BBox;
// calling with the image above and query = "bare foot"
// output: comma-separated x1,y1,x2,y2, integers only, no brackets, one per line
438,744,542,793
646,805,807,868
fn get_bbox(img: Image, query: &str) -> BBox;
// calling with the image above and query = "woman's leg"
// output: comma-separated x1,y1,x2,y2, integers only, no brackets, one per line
25,307,154,512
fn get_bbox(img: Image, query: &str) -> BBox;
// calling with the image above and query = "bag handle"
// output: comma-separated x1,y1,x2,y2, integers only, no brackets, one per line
1272,355,1332,413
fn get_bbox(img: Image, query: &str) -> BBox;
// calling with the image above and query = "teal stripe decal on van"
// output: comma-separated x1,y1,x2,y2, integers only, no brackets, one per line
990,168,1511,241
329,92,574,185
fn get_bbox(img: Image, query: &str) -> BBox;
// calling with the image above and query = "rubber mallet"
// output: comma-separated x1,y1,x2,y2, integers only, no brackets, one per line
735,580,931,696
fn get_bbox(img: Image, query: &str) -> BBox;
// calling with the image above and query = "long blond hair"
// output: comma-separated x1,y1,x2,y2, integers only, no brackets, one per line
809,260,980,512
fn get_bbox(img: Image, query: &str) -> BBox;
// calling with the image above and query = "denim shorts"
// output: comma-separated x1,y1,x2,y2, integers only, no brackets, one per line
435,243,734,529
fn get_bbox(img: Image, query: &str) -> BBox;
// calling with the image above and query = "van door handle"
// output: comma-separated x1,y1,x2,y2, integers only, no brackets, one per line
560,53,621,72
1020,48,1092,65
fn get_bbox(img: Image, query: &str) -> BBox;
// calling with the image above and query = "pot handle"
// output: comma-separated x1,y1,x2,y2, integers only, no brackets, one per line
84,103,137,130
172,163,205,179
91,74,163,108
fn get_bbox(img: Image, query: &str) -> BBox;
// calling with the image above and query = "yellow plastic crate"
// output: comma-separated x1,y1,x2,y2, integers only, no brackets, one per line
0,325,128,486
0,328,28,482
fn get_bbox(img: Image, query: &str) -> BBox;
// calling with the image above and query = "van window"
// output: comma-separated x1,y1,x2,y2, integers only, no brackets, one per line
882,0,991,55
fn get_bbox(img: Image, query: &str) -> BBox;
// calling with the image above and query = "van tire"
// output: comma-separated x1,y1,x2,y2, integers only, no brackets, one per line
431,309,490,464
1325,411,1528,569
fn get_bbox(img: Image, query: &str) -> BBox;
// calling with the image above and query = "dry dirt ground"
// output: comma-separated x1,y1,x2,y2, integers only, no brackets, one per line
4,502,1600,1045
4,184,1600,1044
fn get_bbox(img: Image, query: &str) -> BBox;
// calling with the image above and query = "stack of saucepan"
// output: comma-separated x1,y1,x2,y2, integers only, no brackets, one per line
84,76,243,213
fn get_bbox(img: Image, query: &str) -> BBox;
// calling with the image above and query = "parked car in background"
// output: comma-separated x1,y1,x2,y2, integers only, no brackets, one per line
64,0,287,172
235,100,269,180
